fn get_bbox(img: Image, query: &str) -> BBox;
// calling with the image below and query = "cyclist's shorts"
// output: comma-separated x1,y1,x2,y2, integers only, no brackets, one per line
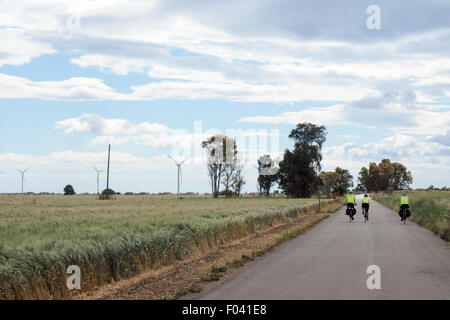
362,203,369,209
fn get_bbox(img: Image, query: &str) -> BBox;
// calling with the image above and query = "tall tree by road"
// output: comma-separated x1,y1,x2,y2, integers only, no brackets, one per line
278,123,327,198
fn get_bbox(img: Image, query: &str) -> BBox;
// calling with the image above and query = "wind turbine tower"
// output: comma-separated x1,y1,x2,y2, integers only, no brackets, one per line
167,155,189,195
17,168,29,194
92,165,106,195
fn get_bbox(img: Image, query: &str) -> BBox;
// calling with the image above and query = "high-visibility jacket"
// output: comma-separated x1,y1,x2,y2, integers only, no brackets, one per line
346,194,355,204
362,197,370,204
400,196,409,205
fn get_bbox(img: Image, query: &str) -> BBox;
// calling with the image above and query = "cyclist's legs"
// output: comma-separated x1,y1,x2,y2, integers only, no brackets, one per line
399,204,409,214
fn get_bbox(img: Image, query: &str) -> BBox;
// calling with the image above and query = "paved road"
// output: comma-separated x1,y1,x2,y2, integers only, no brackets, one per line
199,197,450,300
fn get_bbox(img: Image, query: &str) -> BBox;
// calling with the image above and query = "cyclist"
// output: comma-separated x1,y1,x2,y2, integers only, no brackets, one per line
361,194,370,221
345,191,356,220
399,193,410,221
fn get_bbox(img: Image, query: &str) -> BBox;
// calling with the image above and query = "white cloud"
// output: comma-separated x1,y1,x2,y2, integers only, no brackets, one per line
1,1,450,103
0,73,133,100
336,135,360,140
321,133,450,188
239,90,450,135
55,113,170,135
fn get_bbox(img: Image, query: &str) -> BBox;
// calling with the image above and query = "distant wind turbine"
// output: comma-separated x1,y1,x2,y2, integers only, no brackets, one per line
92,165,106,195
17,168,29,194
168,155,189,195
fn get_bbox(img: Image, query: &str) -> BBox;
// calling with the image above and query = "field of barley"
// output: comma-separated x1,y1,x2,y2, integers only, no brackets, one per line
0,194,331,299
372,191,449,241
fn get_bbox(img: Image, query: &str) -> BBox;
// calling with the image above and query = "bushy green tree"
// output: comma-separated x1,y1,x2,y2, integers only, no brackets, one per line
64,185,75,195
358,159,412,192
278,123,327,198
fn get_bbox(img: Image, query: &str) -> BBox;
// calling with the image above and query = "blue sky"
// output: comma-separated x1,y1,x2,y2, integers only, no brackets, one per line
0,0,449,193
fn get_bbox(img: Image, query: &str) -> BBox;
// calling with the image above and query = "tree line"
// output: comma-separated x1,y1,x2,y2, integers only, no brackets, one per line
356,159,412,192
203,123,332,198
202,122,414,198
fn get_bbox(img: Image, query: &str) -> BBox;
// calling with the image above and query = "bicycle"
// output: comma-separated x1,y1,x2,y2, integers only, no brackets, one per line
400,207,408,224
346,204,356,222
362,206,368,223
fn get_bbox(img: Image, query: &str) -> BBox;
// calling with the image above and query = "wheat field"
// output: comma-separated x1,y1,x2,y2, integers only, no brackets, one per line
0,194,328,299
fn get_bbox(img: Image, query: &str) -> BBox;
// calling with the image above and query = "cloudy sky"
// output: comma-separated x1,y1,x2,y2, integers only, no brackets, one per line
0,0,449,193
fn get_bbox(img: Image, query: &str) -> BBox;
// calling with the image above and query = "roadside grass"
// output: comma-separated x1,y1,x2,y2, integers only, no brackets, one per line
372,191,449,241
0,194,333,299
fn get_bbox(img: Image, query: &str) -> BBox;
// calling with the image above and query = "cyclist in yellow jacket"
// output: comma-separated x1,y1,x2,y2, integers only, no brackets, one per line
345,191,356,220
361,194,370,220
399,193,410,221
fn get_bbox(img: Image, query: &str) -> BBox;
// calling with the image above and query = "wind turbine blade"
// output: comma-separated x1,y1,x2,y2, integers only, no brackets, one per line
92,164,98,172
180,157,189,165
24,168,29,173
167,154,179,165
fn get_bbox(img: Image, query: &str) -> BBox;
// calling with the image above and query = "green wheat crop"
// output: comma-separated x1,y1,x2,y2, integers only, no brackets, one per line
0,194,330,299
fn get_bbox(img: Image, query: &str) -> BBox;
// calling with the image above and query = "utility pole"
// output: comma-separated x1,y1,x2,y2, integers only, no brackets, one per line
106,144,111,191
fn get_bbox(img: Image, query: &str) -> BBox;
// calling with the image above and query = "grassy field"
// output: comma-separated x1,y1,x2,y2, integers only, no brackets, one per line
372,191,449,241
0,194,331,299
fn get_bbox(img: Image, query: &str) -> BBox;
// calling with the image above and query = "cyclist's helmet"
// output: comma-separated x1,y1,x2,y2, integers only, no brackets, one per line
364,194,368,197
402,193,407,196
349,191,353,194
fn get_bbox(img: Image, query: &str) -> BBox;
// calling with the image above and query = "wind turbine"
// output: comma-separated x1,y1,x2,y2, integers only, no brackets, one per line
167,155,189,195
17,168,29,194
92,165,106,195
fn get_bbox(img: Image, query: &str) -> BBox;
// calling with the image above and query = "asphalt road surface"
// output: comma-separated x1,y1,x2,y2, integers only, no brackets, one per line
199,196,450,300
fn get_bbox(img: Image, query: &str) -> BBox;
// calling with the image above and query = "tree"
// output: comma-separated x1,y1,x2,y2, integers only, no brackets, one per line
231,160,246,197
357,167,370,191
319,171,340,194
335,167,354,190
221,163,237,197
102,188,116,195
391,162,413,190
202,135,237,198
358,159,412,192
64,185,75,195
278,123,327,198
319,167,353,195
257,155,278,196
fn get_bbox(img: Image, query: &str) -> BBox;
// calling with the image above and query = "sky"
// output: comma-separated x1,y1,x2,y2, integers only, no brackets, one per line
0,0,449,194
